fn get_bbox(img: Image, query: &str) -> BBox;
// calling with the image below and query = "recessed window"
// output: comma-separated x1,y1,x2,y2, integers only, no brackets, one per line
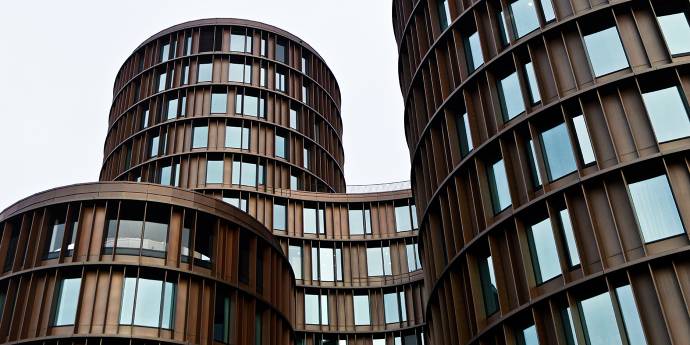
231,161,262,187
290,108,298,129
181,214,213,267
517,324,539,345
211,91,227,114
498,71,525,121
120,277,175,329
275,134,288,159
225,125,250,150
301,56,309,74
457,112,473,157
497,10,510,46
558,209,580,267
157,71,167,92
229,62,251,83
275,70,287,92
206,160,224,184
384,291,407,324
182,63,189,85
303,206,325,234
509,0,540,38
527,217,561,284
304,293,328,325
561,307,578,345
198,61,212,82
230,31,252,53
628,174,684,243
290,174,299,191
524,62,541,104
160,165,172,186
150,135,160,158
437,0,451,30
578,291,622,345
53,277,81,326
367,246,392,276
583,26,629,77
540,123,577,181
572,115,596,165
184,35,192,56
615,285,647,345
348,208,372,235
479,255,499,315
527,139,542,188
166,98,178,120
142,109,150,129
274,202,286,231
276,40,287,64
488,158,511,213
260,67,267,87
192,125,208,149
288,245,302,279
302,85,309,103
46,216,77,259
160,42,170,62
540,0,556,22
406,243,422,272
104,203,169,257
641,86,690,143
236,93,265,118
395,205,413,232
222,195,247,212
353,295,370,326
465,31,484,72
213,289,234,343
311,247,342,282
658,13,690,56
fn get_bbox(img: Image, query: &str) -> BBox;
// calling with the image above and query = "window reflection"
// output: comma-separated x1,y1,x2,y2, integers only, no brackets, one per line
658,13,690,56
583,27,629,77
120,277,175,329
628,174,684,243
641,86,690,143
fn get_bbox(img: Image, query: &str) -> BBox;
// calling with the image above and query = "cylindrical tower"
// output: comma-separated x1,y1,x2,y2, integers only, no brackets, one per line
394,0,690,344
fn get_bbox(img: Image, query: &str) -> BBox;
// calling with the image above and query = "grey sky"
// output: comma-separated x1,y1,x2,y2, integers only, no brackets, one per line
0,0,410,210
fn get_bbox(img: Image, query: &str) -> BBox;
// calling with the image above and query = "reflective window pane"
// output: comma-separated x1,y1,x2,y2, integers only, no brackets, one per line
53,278,81,326
499,72,525,121
288,245,302,279
642,86,690,143
275,134,287,159
354,295,370,325
583,27,629,77
658,13,690,56
304,294,319,325
527,139,542,187
213,291,234,343
524,62,541,103
615,285,647,345
384,292,400,323
206,160,223,184
628,175,684,243
579,291,622,345
457,112,473,156
290,108,298,129
303,208,318,234
479,255,499,315
437,0,451,30
559,209,580,267
540,123,577,181
349,209,365,235
133,278,163,327
192,125,208,149
167,98,178,120
395,205,412,232
540,0,556,22
488,158,512,213
274,203,286,231
465,31,484,71
240,162,257,187
198,62,212,82
211,92,227,113
367,247,383,276
518,324,539,345
572,115,596,165
320,295,329,325
528,218,561,283
320,248,335,281
510,0,540,38
226,125,249,149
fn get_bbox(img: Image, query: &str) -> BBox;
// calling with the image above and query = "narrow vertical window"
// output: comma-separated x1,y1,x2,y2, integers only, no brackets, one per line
498,71,525,121
353,295,370,325
615,285,647,345
288,245,302,279
527,217,561,284
558,209,580,267
275,134,288,159
53,277,81,326
488,158,512,213
290,108,298,130
438,0,452,30
150,135,160,158
457,112,473,157
167,98,178,120
517,324,539,345
583,27,629,77
524,62,541,104
157,71,167,92
540,0,556,22
465,31,484,72
213,289,234,343
273,203,286,231
628,174,684,243
527,139,542,188
540,123,577,181
479,255,499,315
572,115,596,165
276,39,287,64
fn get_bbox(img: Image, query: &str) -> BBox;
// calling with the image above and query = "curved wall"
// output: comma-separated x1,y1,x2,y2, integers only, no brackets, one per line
394,0,690,344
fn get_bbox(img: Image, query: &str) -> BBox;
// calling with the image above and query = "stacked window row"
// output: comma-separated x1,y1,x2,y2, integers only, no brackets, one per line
102,117,343,193
297,282,423,330
0,198,295,318
412,69,690,225
295,330,425,345
112,23,341,119
281,238,422,286
400,0,690,149
421,155,690,342
426,256,690,345
0,266,291,345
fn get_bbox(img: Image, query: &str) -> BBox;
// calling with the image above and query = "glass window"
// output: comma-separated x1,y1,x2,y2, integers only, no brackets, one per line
157,72,167,92
406,243,422,272
213,290,234,343
206,160,223,184
302,85,308,103
198,62,212,82
46,218,77,259
527,139,542,188
559,209,580,267
160,165,172,186
53,277,81,326
289,245,302,279
239,162,258,187
498,72,525,121
260,67,266,87
517,324,539,345
303,147,309,169
304,294,327,325
303,207,323,234
319,247,335,281
184,35,192,55
658,13,690,56
275,134,287,159
479,255,499,315
615,285,647,345
524,62,541,104
291,175,299,191
465,31,484,72
261,38,267,56
510,0,540,38
561,307,579,345
348,208,370,235
540,123,577,181
276,41,287,64
572,115,596,165
275,71,287,92
353,295,370,325
367,247,384,276
192,125,208,149
290,108,298,129
160,42,170,62
497,10,510,46
641,86,690,143
223,196,247,212
395,205,413,232
488,158,512,213
167,98,178,120
384,292,405,323
182,63,189,85
528,218,561,284
438,0,451,30
226,125,250,150
579,291,622,345
274,203,286,231
628,175,684,243
540,0,556,22
120,277,175,329
583,27,629,77
142,109,150,129
230,32,252,53
150,136,159,158
211,92,227,114
229,62,251,83
236,94,265,117
457,112,474,157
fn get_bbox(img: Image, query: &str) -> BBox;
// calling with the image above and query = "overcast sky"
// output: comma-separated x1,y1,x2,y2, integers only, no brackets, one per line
0,0,410,210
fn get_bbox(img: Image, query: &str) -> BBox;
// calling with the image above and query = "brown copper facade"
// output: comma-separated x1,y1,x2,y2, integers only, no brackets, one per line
394,0,690,345
93,19,426,345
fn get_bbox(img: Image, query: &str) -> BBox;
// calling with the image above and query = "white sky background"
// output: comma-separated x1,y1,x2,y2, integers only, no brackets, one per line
0,0,410,210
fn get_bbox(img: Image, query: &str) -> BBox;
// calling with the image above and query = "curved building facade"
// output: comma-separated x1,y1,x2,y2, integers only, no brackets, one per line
94,19,426,345
394,0,690,345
